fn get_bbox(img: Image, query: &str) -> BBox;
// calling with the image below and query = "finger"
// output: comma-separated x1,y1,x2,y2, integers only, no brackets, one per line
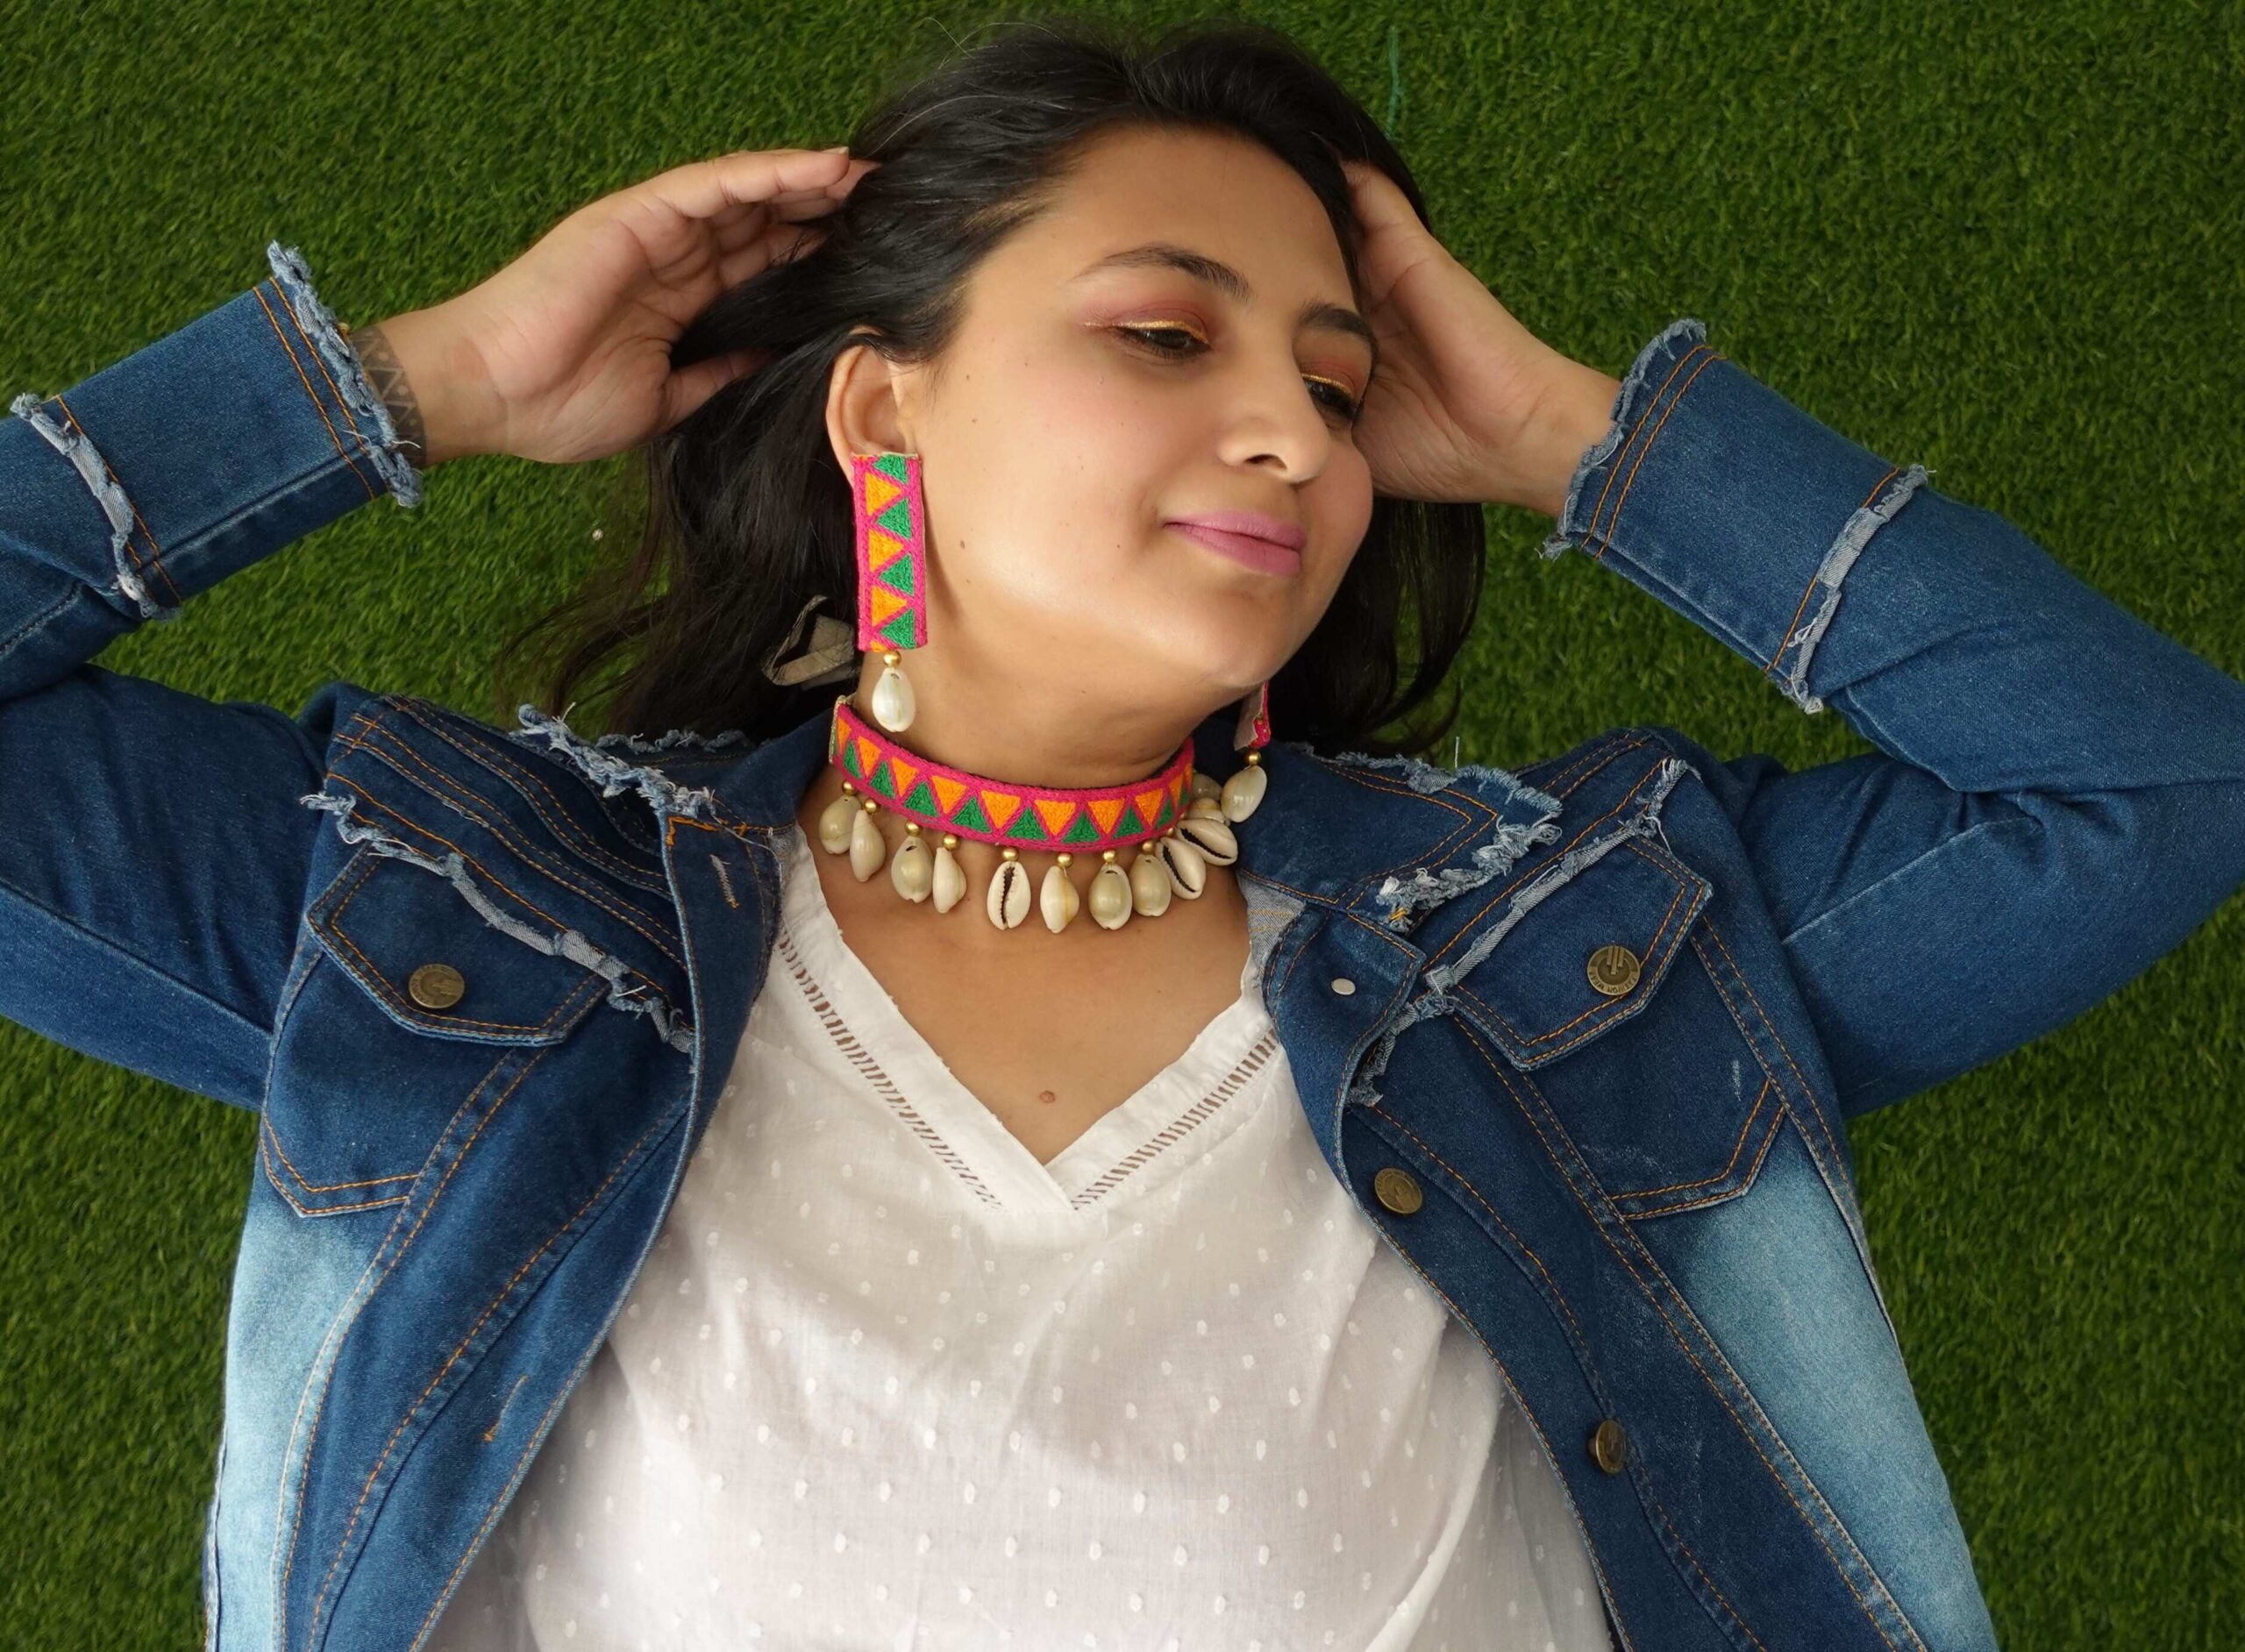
702,192,832,248
717,220,825,286
1342,160,1429,239
637,146,854,221
661,347,773,429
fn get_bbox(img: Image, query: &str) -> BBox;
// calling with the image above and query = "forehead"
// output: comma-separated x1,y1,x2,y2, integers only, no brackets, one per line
987,125,1355,300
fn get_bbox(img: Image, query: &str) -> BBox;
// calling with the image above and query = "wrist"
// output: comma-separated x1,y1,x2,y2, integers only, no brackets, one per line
1503,360,1622,521
350,305,496,470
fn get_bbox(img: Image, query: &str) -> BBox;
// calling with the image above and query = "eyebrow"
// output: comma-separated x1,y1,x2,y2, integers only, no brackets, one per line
1072,241,1379,372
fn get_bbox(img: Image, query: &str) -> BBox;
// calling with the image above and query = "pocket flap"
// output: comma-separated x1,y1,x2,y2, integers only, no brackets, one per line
1447,833,1711,1068
307,848,609,1045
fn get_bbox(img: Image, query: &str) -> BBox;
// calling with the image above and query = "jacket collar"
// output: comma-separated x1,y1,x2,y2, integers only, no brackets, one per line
702,697,1565,925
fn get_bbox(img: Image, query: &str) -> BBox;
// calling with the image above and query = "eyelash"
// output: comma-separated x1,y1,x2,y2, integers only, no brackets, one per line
1115,324,1365,424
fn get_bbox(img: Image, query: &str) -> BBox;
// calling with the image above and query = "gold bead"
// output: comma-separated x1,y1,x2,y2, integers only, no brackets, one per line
1244,751,1261,766
860,797,878,812
841,780,857,794
904,821,921,835
1056,852,1072,866
941,833,959,848
1101,849,1117,862
1001,846,1018,860
881,648,900,665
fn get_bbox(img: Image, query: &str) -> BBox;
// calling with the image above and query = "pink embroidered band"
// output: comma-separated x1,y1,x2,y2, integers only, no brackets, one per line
827,694,1195,851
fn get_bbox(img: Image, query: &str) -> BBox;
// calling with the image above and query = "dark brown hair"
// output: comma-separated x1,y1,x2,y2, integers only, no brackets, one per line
491,12,1485,760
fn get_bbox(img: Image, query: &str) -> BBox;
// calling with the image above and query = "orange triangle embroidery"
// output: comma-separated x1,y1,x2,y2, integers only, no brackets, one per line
865,526,909,573
867,584,908,630
1087,796,1126,834
1133,786,1168,823
885,753,918,796
863,470,902,516
1034,798,1079,836
930,773,967,816
981,790,1023,831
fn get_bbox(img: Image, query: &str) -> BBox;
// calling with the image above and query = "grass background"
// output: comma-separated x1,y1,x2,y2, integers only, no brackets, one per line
3,0,2241,1644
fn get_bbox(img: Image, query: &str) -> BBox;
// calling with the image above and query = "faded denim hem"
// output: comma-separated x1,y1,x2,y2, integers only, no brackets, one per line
7,391,182,623
1537,317,1709,563
265,241,425,510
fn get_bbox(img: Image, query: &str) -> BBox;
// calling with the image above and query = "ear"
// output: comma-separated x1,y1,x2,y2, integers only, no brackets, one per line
825,328,917,470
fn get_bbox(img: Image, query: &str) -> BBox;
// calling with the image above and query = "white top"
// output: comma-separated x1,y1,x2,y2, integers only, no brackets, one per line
426,820,1614,1651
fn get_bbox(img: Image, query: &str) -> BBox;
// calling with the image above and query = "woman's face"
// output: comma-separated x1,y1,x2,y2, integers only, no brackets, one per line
824,124,1377,778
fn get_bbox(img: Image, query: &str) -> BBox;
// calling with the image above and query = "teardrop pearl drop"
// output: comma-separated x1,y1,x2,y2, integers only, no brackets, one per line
931,839,966,913
1039,862,1080,933
870,659,916,732
1129,849,1174,916
889,833,934,901
817,793,859,853
1222,760,1267,822
848,807,886,881
1088,859,1134,929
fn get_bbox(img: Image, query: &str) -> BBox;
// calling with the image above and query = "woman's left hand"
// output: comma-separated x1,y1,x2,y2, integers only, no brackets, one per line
1341,159,1619,517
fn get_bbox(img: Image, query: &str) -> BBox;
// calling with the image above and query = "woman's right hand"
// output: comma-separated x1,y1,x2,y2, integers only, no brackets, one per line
372,146,877,468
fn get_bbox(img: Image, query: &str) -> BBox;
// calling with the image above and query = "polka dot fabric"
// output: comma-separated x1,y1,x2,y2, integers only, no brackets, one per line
424,822,1614,1650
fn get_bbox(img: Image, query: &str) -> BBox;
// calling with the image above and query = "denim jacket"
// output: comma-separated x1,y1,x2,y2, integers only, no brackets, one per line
7,244,2244,1652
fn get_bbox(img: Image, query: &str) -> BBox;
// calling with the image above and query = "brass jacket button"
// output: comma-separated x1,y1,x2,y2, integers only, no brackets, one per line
1586,944,1640,997
1372,1166,1422,1215
1589,1417,1629,1474
409,963,466,1010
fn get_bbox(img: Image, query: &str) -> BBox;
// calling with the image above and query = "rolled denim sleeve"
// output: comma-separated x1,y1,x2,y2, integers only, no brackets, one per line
3,241,417,677
0,244,408,1108
1539,319,2245,1118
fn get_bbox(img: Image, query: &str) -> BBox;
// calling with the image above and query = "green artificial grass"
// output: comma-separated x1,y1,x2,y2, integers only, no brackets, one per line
3,2,2241,1645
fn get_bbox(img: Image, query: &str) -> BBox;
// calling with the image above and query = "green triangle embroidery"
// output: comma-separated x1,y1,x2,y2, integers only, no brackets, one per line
878,555,916,597
1008,808,1052,844
870,760,902,801
1062,812,1102,845
952,794,994,833
902,776,940,814
875,495,915,538
877,611,917,650
873,452,910,482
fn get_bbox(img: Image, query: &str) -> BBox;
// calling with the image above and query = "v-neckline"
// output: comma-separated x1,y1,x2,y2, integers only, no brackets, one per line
771,818,1282,1221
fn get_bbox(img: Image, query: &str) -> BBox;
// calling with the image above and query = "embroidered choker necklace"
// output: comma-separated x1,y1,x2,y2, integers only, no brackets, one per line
812,684,1271,933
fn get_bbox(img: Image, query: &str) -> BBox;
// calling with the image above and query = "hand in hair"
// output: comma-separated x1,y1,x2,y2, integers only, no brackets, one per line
364,146,879,469
1339,158,1617,519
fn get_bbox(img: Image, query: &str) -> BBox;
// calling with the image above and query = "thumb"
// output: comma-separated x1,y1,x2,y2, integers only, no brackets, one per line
1343,159,1433,242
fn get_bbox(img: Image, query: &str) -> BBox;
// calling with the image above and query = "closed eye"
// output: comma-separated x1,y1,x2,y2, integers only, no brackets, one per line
1115,324,1364,424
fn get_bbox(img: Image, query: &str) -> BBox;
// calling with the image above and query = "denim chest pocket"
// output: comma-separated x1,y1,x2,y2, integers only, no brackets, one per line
260,847,611,1217
1441,834,1785,1218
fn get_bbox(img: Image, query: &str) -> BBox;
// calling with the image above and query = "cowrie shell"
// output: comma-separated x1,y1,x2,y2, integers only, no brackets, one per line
1156,833,1207,898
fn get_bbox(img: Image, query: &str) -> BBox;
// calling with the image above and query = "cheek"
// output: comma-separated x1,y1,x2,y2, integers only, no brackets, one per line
930,360,1181,598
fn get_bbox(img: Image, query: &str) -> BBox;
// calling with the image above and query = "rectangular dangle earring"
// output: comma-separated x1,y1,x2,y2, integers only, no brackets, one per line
848,449,929,733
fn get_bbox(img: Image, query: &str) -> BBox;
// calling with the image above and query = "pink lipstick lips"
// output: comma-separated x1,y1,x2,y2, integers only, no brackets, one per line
1165,510,1304,574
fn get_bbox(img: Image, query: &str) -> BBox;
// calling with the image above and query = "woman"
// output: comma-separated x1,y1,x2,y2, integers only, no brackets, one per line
5,17,2240,1652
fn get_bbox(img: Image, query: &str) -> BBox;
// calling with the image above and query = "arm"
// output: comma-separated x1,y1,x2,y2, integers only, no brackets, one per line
1536,319,2245,1119
0,244,437,1107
